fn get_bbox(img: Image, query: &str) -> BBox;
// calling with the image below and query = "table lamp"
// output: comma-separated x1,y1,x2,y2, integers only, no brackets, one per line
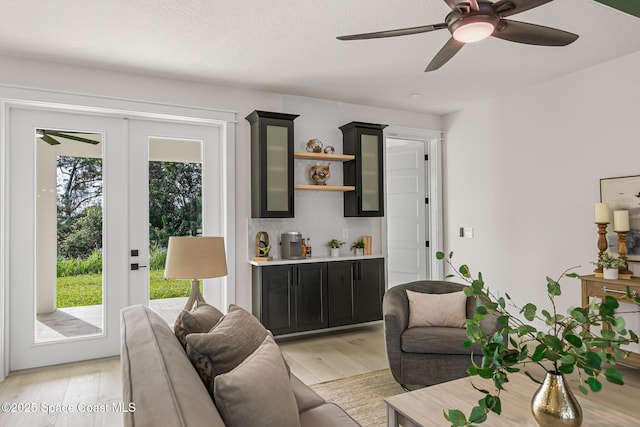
164,236,227,311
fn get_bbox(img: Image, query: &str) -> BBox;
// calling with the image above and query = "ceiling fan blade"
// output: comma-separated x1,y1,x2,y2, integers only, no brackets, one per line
425,38,465,72
492,19,578,46
45,131,101,145
40,134,61,146
337,23,447,41
493,0,553,17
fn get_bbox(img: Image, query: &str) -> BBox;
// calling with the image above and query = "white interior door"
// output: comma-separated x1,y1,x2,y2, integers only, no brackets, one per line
128,119,227,314
8,108,128,370
386,139,427,287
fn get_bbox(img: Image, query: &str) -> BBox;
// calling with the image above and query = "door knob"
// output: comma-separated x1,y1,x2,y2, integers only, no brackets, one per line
130,263,148,271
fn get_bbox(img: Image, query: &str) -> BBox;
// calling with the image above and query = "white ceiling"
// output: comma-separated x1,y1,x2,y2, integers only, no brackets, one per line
1,0,640,115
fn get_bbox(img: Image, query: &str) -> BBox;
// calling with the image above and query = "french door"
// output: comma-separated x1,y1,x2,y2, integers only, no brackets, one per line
8,107,225,370
127,119,226,314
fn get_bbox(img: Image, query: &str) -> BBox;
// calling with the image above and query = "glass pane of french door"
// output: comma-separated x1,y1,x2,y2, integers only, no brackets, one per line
147,137,203,325
9,108,127,370
128,120,225,325
36,129,104,342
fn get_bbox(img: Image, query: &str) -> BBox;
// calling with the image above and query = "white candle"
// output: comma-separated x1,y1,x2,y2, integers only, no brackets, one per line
595,203,609,223
614,210,630,232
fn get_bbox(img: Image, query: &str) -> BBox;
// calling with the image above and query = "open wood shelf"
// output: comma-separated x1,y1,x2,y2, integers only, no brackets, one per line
295,185,355,192
294,152,355,162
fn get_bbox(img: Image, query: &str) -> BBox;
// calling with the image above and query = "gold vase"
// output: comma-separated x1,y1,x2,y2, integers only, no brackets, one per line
531,372,582,427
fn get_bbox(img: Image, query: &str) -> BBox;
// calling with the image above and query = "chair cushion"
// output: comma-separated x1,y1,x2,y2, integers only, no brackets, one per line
213,335,301,427
174,302,224,348
401,326,476,355
406,290,466,328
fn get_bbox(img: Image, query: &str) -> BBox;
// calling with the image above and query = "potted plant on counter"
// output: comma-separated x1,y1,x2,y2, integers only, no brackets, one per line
437,251,639,427
327,239,345,257
592,251,625,280
351,239,365,256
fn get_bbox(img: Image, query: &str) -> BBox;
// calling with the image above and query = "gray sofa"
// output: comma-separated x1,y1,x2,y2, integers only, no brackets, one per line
383,281,502,389
121,304,359,427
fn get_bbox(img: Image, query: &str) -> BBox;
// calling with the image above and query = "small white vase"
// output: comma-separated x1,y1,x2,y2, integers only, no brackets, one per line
330,248,340,257
603,268,619,280
355,248,364,256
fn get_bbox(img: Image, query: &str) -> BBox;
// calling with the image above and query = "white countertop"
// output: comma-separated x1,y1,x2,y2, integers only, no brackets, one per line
248,254,385,266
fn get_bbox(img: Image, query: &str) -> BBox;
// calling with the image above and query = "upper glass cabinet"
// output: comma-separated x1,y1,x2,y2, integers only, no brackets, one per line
246,110,299,218
340,121,387,217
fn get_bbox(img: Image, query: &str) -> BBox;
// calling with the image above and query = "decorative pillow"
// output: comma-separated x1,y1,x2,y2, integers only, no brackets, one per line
406,290,467,328
174,302,224,348
185,304,269,397
213,335,301,427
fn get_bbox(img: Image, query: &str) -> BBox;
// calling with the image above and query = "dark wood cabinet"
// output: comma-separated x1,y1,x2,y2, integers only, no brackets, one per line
246,110,299,218
328,258,385,327
252,263,328,335
340,121,387,217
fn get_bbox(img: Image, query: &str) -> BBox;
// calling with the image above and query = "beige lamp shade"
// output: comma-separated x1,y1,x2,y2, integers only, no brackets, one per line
164,236,227,280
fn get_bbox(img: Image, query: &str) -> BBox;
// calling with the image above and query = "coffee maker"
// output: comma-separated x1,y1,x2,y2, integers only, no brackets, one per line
281,232,305,259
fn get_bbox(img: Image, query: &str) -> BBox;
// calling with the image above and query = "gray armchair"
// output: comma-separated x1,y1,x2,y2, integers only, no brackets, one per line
383,280,502,389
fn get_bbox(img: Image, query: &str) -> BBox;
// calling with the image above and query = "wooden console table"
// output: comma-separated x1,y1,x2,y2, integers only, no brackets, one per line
580,274,640,368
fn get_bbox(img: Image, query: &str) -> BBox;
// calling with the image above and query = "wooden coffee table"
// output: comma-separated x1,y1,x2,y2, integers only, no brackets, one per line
385,374,638,426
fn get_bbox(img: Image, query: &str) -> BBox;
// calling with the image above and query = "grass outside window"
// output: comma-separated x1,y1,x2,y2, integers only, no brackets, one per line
56,270,190,308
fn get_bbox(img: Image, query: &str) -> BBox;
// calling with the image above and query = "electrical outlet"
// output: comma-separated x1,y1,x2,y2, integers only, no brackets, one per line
342,229,349,239
464,227,474,238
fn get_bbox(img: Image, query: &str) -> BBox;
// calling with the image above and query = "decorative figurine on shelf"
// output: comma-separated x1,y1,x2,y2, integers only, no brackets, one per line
252,231,272,262
306,138,323,153
323,145,335,154
309,165,330,185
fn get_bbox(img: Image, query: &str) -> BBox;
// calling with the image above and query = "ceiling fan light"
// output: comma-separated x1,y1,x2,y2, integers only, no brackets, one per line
453,22,494,43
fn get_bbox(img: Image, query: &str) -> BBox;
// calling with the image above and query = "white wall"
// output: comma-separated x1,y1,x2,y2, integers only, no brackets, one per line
442,50,640,327
0,56,440,311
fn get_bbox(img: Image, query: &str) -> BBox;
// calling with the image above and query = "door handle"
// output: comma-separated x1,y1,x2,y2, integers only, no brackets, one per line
130,263,147,271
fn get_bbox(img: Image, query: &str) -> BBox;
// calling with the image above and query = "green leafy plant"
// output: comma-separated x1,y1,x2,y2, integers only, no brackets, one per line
436,251,639,427
351,239,365,250
327,239,345,249
593,251,625,269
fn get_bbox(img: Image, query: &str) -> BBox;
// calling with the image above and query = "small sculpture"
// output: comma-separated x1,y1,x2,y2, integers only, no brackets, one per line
310,165,330,185
324,145,335,154
306,138,323,153
253,231,272,261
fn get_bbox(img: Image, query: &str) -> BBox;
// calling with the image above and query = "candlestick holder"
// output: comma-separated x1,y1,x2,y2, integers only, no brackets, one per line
616,231,633,276
594,222,609,275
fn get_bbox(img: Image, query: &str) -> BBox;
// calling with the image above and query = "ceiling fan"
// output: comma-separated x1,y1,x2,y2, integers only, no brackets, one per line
337,0,578,72
37,129,100,146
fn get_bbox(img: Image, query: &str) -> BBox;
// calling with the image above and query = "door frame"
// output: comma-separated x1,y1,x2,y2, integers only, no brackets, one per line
383,126,443,284
0,86,236,379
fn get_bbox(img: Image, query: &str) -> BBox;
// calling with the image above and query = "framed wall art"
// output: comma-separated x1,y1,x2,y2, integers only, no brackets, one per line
600,175,640,261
